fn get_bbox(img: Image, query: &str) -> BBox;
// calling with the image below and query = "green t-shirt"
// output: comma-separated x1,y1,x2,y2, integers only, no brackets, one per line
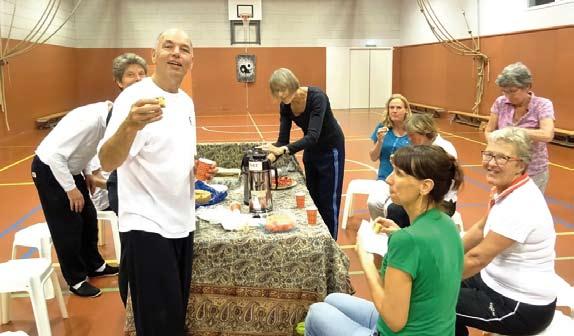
376,208,463,335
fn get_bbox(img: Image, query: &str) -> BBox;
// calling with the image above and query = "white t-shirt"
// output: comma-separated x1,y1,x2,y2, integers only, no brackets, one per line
36,101,111,191
481,179,557,305
433,134,458,202
101,78,197,238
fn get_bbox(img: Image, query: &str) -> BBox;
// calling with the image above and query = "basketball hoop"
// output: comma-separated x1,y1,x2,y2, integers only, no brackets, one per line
240,14,251,30
239,14,252,42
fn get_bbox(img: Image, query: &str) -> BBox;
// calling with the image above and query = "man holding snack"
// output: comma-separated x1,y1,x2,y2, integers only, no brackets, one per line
99,28,215,335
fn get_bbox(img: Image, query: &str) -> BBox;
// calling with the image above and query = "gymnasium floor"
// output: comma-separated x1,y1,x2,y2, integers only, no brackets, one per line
0,108,572,335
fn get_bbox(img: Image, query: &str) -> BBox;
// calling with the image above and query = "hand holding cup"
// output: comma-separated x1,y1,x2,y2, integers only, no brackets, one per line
196,158,217,181
376,126,389,141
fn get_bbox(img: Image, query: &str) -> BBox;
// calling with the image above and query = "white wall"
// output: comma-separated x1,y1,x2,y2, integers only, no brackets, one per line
71,0,401,48
400,0,574,46
0,0,77,47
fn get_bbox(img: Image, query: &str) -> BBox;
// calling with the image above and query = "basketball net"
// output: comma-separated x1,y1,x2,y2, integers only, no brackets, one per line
240,14,251,43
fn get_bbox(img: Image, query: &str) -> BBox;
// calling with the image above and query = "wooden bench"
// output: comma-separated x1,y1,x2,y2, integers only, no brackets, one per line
35,111,69,129
449,110,490,128
449,110,574,147
553,128,574,147
409,102,445,118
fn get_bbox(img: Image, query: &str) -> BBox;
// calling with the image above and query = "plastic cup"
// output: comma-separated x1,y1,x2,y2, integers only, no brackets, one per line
306,206,318,225
196,158,215,181
295,192,305,209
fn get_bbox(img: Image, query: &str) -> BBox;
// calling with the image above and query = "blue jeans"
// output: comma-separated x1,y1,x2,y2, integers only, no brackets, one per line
305,293,380,336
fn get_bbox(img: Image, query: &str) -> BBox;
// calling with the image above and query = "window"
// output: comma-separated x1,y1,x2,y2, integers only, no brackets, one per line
529,0,555,6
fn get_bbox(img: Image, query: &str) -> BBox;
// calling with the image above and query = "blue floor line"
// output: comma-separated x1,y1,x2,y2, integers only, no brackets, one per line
20,247,36,259
0,204,42,239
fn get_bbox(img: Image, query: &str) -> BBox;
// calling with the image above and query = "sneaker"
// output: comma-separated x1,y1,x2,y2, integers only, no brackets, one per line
69,282,102,298
88,264,119,278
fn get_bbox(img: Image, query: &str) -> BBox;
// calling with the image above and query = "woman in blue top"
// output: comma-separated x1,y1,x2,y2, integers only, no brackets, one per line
367,94,411,219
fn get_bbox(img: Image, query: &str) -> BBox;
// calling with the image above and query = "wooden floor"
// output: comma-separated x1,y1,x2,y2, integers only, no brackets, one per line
1,108,573,335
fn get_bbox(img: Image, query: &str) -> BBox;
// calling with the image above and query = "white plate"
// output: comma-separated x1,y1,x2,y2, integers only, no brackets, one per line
196,205,229,224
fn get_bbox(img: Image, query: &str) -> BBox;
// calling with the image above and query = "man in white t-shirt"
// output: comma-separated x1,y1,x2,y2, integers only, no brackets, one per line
31,53,147,298
99,29,213,335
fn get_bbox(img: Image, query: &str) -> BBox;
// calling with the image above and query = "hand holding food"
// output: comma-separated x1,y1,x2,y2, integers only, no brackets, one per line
373,217,400,234
124,98,164,130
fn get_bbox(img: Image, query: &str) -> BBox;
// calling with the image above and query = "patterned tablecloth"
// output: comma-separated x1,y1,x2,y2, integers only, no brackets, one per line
125,143,354,336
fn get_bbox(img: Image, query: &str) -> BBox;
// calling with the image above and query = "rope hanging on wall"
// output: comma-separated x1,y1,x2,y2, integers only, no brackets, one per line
416,0,489,114
0,0,84,132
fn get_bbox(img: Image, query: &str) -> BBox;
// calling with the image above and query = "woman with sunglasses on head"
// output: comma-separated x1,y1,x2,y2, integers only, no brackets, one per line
484,62,555,192
456,127,557,336
305,145,464,336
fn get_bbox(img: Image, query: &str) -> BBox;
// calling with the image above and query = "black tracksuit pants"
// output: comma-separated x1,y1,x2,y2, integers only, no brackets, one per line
303,145,345,240
31,156,105,286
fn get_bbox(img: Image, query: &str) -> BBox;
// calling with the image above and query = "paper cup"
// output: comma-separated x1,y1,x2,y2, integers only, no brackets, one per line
196,158,215,181
295,192,305,209
306,206,318,225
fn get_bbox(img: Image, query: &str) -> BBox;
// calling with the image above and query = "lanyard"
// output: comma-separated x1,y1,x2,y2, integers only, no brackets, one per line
488,173,530,211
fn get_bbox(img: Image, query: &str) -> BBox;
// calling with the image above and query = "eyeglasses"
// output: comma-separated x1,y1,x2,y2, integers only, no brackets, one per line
481,151,522,166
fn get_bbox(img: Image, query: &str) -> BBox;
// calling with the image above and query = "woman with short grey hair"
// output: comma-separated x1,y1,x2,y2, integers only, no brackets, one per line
456,127,557,336
484,62,555,192
265,68,345,240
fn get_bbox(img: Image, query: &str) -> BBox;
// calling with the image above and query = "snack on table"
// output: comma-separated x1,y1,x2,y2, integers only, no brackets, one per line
272,176,293,188
156,96,166,107
194,189,211,205
264,213,295,233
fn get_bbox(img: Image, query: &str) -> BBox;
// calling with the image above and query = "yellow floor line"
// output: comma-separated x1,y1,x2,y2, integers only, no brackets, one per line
52,259,118,268
555,256,574,261
461,164,483,167
349,271,364,276
0,182,34,187
440,131,574,171
557,232,574,236
340,244,356,250
0,154,35,172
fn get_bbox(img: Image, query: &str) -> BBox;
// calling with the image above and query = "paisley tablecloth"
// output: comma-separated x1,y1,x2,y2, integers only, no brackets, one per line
124,143,353,335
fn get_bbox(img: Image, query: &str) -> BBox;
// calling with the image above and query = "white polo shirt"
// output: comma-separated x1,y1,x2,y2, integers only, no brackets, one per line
36,101,111,191
433,134,458,202
102,78,197,238
481,179,557,305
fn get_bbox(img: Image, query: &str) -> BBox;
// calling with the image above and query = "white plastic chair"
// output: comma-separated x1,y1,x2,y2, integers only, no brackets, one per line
451,211,465,235
0,258,68,336
341,179,376,230
97,210,121,262
11,223,54,299
490,275,574,336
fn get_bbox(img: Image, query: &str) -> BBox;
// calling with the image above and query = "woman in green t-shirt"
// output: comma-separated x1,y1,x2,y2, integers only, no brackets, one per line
305,145,465,336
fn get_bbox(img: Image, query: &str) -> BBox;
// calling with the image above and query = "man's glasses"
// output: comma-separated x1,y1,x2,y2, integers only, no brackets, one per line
481,151,522,166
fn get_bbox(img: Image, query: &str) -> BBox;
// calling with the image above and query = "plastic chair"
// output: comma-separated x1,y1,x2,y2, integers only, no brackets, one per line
451,211,465,235
490,275,574,336
0,258,68,336
341,179,376,230
11,223,54,299
97,211,121,262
